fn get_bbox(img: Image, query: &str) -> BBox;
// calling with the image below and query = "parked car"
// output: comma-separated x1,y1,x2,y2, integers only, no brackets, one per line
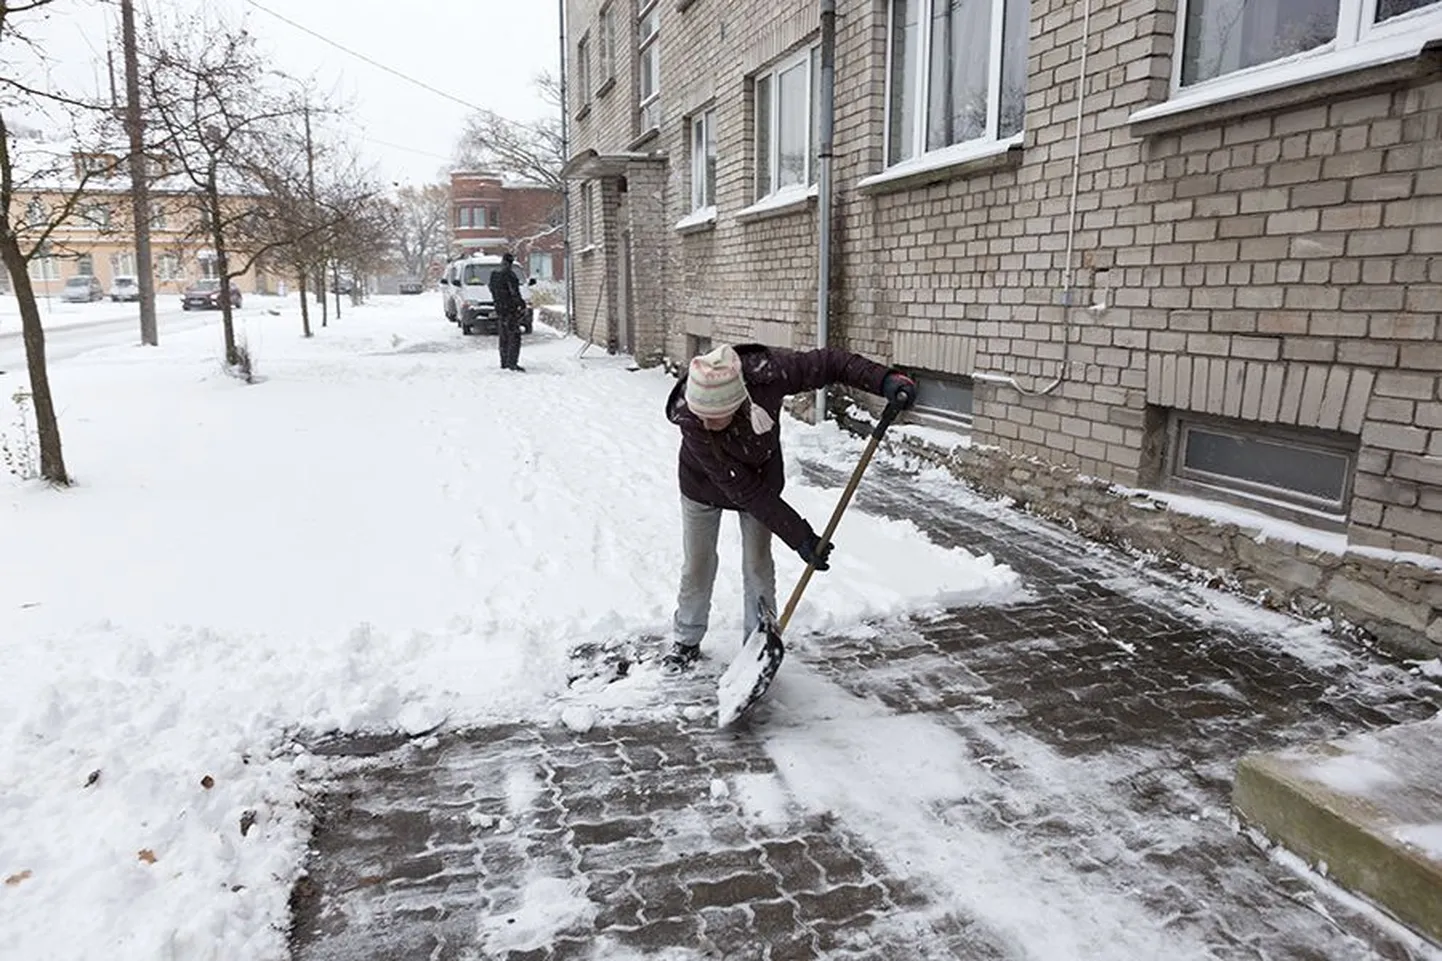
181,279,242,310
398,279,423,295
60,275,104,303
109,275,140,302
440,261,461,322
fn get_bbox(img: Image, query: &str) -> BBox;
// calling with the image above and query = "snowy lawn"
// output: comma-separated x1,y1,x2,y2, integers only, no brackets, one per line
0,296,1020,960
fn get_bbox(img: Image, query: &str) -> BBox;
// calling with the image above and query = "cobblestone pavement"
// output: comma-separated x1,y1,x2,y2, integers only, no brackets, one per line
290,462,1442,961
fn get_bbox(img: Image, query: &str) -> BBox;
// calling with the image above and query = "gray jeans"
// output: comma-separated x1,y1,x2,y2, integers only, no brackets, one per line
674,494,776,648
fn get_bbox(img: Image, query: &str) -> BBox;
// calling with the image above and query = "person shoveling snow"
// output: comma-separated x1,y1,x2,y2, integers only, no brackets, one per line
660,343,916,688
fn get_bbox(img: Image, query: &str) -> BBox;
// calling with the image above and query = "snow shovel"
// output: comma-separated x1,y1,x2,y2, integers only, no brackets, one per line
717,389,914,728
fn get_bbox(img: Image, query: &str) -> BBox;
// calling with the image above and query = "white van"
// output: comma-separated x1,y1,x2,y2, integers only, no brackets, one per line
442,254,532,336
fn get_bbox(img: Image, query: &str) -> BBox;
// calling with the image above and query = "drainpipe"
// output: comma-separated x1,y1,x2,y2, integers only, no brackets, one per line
814,0,837,423
558,0,576,335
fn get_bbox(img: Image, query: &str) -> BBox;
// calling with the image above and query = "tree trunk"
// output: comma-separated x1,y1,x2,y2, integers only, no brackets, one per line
316,267,328,327
298,271,312,337
0,234,69,485
206,190,238,366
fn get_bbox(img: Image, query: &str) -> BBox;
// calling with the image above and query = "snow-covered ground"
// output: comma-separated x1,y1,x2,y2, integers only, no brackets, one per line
0,295,1021,960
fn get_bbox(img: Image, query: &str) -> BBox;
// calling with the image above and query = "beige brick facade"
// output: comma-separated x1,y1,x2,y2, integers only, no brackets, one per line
564,0,1442,560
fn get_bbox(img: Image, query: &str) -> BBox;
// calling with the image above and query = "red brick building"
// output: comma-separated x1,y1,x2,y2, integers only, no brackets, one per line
449,171,565,281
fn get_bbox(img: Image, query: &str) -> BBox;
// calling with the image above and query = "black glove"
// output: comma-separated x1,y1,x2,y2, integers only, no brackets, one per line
882,371,917,409
799,532,833,571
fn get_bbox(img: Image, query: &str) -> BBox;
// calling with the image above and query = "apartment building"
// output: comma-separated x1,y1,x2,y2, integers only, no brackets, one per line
449,171,567,281
13,152,274,299
563,0,1442,651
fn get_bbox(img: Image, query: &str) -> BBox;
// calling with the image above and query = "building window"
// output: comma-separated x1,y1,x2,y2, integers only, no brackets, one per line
111,252,136,276
80,203,111,229
577,35,592,104
157,253,181,281
471,207,488,229
579,182,595,247
687,334,713,359
529,251,554,280
76,253,95,276
755,47,818,200
490,207,500,227
690,109,717,211
598,5,616,85
913,372,975,425
151,207,168,230
458,207,471,229
638,0,661,131
23,197,44,226
1168,412,1357,517
27,256,59,281
886,0,1029,167
1177,0,1442,88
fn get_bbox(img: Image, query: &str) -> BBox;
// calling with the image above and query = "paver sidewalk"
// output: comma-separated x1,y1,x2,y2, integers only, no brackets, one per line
289,462,1442,960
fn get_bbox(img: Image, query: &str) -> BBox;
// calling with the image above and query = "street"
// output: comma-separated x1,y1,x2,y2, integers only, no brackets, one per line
0,302,259,373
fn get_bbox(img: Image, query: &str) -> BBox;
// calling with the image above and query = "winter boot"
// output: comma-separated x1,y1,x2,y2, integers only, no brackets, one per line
660,641,701,674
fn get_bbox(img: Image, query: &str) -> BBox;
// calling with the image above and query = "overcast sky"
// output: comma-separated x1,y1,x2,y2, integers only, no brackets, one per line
14,0,561,187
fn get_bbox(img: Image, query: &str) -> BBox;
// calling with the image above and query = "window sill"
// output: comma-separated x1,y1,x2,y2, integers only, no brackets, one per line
1129,34,1442,137
578,244,599,258
857,137,1023,195
575,102,592,122
674,205,717,234
736,184,818,224
596,77,616,99
628,126,660,150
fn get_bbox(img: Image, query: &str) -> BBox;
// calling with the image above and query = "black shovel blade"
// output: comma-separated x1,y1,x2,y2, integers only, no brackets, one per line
717,598,786,728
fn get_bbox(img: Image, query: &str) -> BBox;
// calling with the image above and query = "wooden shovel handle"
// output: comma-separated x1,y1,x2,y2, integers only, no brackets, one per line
777,395,910,632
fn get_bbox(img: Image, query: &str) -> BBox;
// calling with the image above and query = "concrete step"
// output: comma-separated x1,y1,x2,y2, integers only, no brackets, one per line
1234,717,1442,945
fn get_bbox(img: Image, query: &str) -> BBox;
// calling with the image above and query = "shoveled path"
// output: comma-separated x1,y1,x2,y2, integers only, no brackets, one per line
289,461,1442,960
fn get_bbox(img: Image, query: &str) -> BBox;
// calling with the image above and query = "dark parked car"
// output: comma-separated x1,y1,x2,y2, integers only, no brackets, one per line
181,279,242,310
398,279,423,295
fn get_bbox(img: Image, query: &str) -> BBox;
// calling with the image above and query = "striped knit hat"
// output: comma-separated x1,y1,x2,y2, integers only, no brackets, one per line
685,345,775,434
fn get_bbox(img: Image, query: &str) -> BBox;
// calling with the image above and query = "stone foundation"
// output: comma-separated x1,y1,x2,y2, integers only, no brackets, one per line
837,406,1442,661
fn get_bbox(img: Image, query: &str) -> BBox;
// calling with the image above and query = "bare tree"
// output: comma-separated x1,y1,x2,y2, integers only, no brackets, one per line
454,72,563,191
392,183,450,281
0,0,123,484
140,14,297,370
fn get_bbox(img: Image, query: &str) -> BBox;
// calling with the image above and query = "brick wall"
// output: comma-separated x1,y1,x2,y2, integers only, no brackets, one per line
564,0,1442,565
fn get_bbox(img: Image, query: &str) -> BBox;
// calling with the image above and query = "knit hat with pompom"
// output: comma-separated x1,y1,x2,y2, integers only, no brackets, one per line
684,345,774,434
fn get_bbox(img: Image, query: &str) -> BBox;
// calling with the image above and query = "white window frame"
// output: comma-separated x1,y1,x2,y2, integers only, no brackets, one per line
1144,0,1442,120
111,251,136,276
690,109,717,212
578,181,595,248
881,0,1028,174
638,0,661,132
157,253,182,281
598,5,616,86
528,251,554,280
577,34,592,105
75,253,94,276
27,255,59,281
754,46,819,203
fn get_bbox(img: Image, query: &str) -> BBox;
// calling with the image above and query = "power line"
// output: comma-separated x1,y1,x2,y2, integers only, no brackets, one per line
242,0,487,114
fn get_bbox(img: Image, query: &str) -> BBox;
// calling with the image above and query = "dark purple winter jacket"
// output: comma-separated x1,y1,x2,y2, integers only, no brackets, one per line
665,345,891,551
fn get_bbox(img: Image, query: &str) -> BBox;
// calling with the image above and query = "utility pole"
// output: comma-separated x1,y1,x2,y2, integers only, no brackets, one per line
120,0,158,346
299,98,315,337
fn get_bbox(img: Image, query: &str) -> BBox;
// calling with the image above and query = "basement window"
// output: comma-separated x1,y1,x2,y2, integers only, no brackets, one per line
912,371,974,426
1167,412,1357,518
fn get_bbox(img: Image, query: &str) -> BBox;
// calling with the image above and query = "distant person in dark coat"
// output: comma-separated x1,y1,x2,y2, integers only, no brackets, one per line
660,342,916,672
488,252,525,371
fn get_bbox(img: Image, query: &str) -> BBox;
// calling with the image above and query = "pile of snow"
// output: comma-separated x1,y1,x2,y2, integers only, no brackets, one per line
0,298,1021,959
